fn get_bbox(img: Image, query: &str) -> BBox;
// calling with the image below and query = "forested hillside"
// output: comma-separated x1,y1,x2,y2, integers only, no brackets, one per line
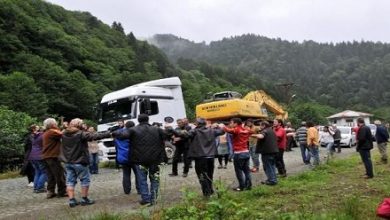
0,0,179,119
151,34,390,115
0,0,269,121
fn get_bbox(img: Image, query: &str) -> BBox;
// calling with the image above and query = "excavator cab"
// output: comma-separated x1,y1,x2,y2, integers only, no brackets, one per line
203,91,242,102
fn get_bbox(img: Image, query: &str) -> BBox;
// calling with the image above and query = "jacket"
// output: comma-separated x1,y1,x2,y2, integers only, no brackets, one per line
42,128,62,159
255,127,279,154
28,132,44,161
61,127,111,165
176,125,224,158
223,126,251,153
274,126,287,150
376,125,389,144
295,126,307,144
114,122,167,165
333,129,341,141
357,125,374,151
307,127,319,146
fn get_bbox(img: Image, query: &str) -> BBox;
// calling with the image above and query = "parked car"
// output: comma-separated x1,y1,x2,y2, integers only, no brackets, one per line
368,124,377,141
338,126,357,147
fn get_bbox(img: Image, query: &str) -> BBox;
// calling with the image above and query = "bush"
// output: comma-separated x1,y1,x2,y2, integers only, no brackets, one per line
0,106,37,162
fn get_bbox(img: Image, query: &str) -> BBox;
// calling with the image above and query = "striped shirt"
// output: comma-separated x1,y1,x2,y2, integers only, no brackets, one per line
295,126,307,144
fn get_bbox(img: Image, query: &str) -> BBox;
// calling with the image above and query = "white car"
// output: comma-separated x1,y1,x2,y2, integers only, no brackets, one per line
337,126,356,147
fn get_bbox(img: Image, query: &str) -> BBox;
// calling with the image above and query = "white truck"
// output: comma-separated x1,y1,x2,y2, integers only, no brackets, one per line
97,77,187,162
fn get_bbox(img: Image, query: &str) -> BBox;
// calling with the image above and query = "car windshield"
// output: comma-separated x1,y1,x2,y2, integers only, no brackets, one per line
99,98,134,124
339,127,351,134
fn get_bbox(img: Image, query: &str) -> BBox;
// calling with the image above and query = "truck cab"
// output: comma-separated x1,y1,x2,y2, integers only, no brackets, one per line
97,77,186,162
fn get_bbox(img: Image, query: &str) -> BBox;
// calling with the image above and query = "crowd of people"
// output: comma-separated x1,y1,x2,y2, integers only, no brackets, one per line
20,115,389,208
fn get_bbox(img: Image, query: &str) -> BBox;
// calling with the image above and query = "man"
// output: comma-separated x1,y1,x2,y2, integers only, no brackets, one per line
61,118,111,207
295,121,310,165
114,121,141,195
285,122,296,151
113,114,167,206
224,118,252,191
306,121,320,166
375,120,389,164
173,118,224,197
42,118,67,199
246,119,260,172
169,119,191,177
273,119,287,177
356,118,374,178
332,125,342,153
252,120,279,185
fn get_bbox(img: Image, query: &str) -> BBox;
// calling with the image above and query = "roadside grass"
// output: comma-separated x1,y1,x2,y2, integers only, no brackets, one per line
0,170,20,180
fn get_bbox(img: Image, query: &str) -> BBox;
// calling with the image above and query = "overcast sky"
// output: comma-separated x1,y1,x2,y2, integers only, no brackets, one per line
47,0,390,43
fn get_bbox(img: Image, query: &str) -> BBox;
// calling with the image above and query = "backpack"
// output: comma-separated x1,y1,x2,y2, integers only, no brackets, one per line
114,128,130,165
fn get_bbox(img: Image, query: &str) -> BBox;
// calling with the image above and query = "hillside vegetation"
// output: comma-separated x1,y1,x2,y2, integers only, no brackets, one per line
152,34,390,119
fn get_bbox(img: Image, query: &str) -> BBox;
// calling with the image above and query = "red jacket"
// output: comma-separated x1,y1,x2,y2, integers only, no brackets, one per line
224,126,251,153
274,126,287,150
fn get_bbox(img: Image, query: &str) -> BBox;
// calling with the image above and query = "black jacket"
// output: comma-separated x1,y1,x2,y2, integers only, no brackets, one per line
357,125,374,151
256,127,279,154
376,125,389,144
175,125,224,158
61,127,110,165
114,122,167,165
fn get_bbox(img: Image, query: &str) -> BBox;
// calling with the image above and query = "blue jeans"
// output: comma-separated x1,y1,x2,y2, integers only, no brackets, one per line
65,163,90,187
89,153,99,174
261,154,277,184
249,145,260,168
31,160,47,190
309,146,320,166
359,149,373,177
122,164,141,194
233,152,252,189
325,142,334,157
299,143,310,164
136,164,160,203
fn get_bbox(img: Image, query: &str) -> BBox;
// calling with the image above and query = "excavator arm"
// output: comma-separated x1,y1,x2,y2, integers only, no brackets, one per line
243,90,287,120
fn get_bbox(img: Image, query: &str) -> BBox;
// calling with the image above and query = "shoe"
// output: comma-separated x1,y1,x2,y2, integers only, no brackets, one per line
27,182,34,187
57,193,68,198
217,165,223,169
69,198,79,208
223,166,227,169
80,197,95,206
34,189,46,193
363,175,373,179
168,173,178,177
279,173,287,178
233,187,243,191
182,173,188,177
47,192,57,199
261,181,277,186
139,200,150,205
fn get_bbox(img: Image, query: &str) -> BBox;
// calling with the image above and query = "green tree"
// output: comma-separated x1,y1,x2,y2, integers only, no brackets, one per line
0,72,48,116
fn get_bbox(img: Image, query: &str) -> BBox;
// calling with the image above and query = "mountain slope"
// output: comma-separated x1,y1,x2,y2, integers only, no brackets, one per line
152,34,390,111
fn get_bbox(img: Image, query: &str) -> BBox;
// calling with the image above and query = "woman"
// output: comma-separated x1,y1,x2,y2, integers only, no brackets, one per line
22,125,36,187
216,133,232,169
88,126,99,174
28,125,47,193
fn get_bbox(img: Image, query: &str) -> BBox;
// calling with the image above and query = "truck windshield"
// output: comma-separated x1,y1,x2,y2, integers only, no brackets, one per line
99,98,134,124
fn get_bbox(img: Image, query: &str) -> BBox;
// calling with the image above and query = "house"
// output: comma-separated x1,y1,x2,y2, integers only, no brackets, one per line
327,110,372,127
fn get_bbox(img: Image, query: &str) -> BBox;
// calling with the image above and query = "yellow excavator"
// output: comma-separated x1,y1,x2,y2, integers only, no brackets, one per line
195,90,287,122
